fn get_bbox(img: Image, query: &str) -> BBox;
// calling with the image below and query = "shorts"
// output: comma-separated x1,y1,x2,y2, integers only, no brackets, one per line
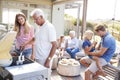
84,56,107,73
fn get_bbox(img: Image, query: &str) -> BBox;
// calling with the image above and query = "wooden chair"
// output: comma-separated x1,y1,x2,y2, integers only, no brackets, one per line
97,64,120,80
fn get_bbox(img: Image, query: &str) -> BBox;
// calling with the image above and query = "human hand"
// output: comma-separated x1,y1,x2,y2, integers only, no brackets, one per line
92,41,97,47
85,50,91,55
44,59,50,68
20,45,25,51
20,42,27,51
30,54,35,61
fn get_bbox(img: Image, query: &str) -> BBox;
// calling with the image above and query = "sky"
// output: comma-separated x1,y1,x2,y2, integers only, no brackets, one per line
65,0,120,20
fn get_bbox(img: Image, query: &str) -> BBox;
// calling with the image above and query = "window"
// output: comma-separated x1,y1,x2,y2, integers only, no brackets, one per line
2,8,20,24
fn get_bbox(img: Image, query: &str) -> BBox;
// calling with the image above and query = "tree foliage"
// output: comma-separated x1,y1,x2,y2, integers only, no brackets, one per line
64,14,120,41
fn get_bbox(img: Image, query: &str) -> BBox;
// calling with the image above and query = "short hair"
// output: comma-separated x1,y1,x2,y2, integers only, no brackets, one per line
95,24,107,32
69,30,75,37
30,8,45,19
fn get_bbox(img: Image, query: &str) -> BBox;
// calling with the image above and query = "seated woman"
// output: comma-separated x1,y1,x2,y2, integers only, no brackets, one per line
65,30,79,59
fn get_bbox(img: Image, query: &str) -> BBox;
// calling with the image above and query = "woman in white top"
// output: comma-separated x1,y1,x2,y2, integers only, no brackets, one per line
31,9,57,68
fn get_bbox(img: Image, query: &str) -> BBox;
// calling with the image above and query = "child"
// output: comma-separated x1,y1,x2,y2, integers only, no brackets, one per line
57,35,66,57
82,30,106,77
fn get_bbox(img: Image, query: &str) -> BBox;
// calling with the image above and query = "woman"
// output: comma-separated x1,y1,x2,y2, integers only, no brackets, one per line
13,12,34,60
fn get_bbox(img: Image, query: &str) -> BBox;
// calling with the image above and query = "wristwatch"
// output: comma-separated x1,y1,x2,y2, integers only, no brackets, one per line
48,57,51,60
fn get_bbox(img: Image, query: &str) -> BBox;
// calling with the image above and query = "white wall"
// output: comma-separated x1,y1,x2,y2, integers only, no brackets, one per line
52,4,65,38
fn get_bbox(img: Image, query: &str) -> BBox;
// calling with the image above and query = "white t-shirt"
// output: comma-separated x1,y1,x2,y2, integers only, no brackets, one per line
34,21,56,65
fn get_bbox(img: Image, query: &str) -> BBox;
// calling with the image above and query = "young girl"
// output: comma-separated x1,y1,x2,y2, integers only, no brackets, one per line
13,12,34,60
58,35,66,57
82,30,106,77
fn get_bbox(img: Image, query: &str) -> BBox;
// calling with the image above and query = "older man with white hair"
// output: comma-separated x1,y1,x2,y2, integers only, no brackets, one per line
65,30,79,58
30,9,57,68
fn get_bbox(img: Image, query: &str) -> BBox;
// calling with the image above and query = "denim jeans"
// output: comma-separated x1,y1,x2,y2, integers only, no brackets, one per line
15,48,32,59
66,47,79,58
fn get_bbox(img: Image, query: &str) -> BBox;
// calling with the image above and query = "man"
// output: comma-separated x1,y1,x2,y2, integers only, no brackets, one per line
80,24,116,80
65,30,79,58
30,9,57,68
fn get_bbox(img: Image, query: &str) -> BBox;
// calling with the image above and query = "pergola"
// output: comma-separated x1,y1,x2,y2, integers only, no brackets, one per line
0,0,88,39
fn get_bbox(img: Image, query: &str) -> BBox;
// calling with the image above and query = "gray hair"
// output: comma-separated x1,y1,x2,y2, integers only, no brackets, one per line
30,9,45,19
69,30,76,37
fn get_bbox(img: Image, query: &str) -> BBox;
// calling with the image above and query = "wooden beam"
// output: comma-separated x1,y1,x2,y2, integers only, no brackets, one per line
3,0,52,5
1,0,52,10
0,0,2,22
76,3,81,39
81,0,88,39
65,3,80,9
53,0,83,4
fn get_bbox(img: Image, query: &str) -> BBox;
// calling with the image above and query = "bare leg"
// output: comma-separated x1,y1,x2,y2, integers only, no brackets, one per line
93,70,106,79
92,56,106,78
93,56,102,70
80,58,90,67
93,70,101,79
85,70,93,80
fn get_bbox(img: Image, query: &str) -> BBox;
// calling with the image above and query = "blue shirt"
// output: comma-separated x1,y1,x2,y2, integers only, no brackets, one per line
82,39,95,58
100,32,116,62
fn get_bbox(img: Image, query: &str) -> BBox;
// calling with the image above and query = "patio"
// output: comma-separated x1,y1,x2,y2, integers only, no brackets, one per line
50,54,119,80
51,61,86,80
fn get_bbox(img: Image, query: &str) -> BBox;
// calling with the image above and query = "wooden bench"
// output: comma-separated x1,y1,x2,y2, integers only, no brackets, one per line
97,64,120,80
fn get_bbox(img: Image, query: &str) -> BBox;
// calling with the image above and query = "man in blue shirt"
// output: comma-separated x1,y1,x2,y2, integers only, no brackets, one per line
80,24,116,80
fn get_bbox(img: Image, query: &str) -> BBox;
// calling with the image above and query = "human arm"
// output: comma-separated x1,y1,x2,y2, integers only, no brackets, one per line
87,34,115,57
64,39,68,50
44,41,57,68
30,43,35,60
86,47,108,57
83,39,107,56
44,24,57,68
84,45,95,53
96,42,101,50
83,40,96,53
21,27,35,49
20,37,35,50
